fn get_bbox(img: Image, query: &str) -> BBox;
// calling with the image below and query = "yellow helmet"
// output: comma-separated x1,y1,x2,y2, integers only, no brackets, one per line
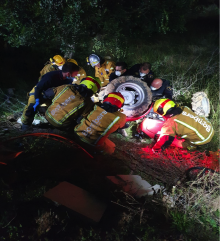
153,98,176,116
80,76,101,94
67,58,78,66
52,55,66,66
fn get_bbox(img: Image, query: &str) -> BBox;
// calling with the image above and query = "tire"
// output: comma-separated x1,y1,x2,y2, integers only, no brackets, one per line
105,76,152,117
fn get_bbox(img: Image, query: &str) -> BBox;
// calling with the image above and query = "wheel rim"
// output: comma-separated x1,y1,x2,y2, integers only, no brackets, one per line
116,82,145,109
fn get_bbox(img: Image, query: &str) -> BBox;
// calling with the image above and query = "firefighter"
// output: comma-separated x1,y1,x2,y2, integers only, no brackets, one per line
21,62,79,130
127,62,154,86
39,55,66,79
87,54,115,87
44,76,101,129
150,78,173,100
39,55,86,83
74,92,126,154
152,98,214,152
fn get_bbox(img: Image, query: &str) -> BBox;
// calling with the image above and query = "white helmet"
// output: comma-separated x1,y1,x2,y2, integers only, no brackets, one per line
88,54,100,67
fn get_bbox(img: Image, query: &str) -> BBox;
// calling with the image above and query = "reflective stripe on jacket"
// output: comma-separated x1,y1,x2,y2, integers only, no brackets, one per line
157,106,214,147
45,85,88,127
74,105,126,145
174,106,214,144
95,60,115,86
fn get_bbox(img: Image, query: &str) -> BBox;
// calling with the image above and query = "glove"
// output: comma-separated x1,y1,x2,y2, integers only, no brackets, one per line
33,98,40,112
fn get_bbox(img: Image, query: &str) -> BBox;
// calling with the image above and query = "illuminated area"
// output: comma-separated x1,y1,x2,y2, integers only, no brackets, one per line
139,146,219,172
141,118,164,139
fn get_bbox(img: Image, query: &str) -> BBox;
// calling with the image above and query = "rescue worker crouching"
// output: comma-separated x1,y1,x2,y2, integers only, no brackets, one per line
44,76,101,129
87,54,115,87
21,62,79,130
74,92,126,155
150,78,173,100
152,98,214,152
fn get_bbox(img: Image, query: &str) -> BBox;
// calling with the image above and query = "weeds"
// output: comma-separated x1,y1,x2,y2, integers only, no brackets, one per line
168,171,220,240
0,20,219,241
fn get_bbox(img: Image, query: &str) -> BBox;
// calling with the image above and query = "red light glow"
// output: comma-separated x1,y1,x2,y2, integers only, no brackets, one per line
139,146,219,172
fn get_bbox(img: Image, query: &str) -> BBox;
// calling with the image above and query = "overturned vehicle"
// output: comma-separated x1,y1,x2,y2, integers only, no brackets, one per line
102,76,210,139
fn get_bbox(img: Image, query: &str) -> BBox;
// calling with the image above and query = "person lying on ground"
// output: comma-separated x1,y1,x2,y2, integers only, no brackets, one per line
152,98,214,152
74,92,126,155
126,62,154,86
44,76,101,129
150,78,173,100
21,62,79,130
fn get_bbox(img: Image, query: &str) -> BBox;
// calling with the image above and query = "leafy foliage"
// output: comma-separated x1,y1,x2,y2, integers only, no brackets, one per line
0,0,195,53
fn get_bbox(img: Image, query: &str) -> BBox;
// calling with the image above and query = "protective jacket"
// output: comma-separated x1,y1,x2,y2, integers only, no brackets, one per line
74,105,126,154
21,71,73,126
152,79,173,100
153,106,214,150
95,60,115,87
127,64,154,86
35,70,73,100
73,66,87,84
39,64,59,79
45,84,94,128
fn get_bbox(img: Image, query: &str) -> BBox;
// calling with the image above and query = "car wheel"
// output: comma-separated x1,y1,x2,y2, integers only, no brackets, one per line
105,76,152,117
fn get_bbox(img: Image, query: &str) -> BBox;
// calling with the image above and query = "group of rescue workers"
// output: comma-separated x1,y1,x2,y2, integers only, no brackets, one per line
20,54,214,155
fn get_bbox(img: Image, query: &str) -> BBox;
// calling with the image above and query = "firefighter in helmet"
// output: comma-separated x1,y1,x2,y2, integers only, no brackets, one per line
152,98,214,152
87,54,115,87
39,55,66,79
44,76,101,129
21,62,79,130
39,55,86,83
74,92,126,154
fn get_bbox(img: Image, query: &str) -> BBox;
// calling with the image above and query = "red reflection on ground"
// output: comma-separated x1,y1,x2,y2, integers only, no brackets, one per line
139,146,219,172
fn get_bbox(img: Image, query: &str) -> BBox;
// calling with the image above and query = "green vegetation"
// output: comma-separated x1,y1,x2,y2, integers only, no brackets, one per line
0,47,219,240
0,0,198,52
0,2,219,240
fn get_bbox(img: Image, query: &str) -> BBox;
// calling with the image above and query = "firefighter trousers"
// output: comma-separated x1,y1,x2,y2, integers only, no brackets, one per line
21,87,51,125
